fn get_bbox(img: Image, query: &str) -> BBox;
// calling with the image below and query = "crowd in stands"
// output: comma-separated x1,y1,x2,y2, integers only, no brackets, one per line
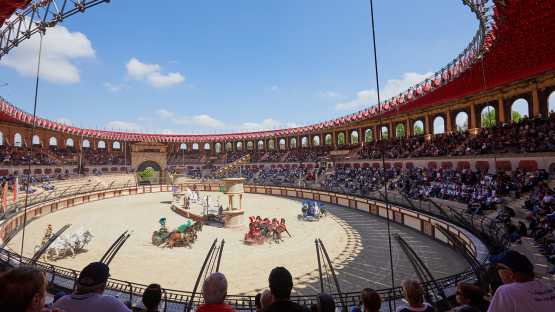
1,249,554,311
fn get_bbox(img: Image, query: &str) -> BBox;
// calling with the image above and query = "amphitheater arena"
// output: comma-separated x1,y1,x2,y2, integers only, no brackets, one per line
1,0,555,311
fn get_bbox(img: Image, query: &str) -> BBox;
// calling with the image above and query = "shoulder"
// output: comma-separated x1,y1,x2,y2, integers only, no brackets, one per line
99,295,131,311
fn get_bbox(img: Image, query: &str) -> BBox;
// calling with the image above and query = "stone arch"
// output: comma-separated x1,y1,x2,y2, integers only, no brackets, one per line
480,105,496,128
180,143,187,150
413,120,424,135
112,141,120,149
236,142,242,151
246,141,254,150
257,140,264,150
32,135,41,145
192,143,199,150
82,139,91,148
268,139,275,150
289,138,297,149
337,132,346,145
350,130,359,144
433,116,445,134
313,135,320,146
66,138,75,147
395,123,405,138
137,160,162,172
215,143,222,154
14,133,23,147
455,111,469,131
204,143,211,150
380,126,389,140
364,128,373,143
97,140,106,149
0,131,3,146
511,98,529,122
324,134,332,145
49,137,58,146
549,90,555,113
225,142,233,152
301,136,309,148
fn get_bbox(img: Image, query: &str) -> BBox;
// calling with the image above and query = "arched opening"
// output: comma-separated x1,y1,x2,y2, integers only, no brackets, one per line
225,142,233,152
279,138,288,151
289,138,297,149
324,134,332,145
549,91,555,114
97,140,106,149
32,135,40,146
380,126,389,140
14,133,23,147
350,131,359,144
365,129,373,143
257,140,264,150
481,105,496,128
66,138,75,147
313,135,320,146
433,116,445,134
0,132,3,146
246,141,254,150
215,143,222,154
395,124,405,138
49,137,58,146
455,112,469,131
82,139,91,149
192,143,199,151
301,136,309,148
511,98,529,122
204,143,211,150
268,139,275,150
180,143,187,150
112,141,120,149
337,132,345,145
413,120,424,135
236,142,242,151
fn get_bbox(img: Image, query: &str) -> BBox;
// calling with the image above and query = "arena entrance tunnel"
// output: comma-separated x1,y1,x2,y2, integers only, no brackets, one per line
136,160,162,185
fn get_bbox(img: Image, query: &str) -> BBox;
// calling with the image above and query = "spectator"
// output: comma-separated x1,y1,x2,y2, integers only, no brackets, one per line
266,267,308,312
359,288,381,312
396,280,433,312
141,283,162,312
310,293,335,312
454,283,488,312
260,289,273,312
196,272,236,312
0,266,47,312
488,250,555,312
255,293,262,312
53,262,131,312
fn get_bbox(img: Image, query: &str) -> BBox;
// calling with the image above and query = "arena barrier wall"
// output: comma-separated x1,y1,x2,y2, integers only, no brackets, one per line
0,181,490,311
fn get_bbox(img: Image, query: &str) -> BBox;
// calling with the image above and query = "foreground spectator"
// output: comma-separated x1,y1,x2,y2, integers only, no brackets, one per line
266,267,308,312
0,266,48,312
260,289,273,311
310,293,335,312
53,262,131,312
352,288,381,312
141,283,162,312
488,250,555,312
396,280,433,312
454,282,488,312
197,272,236,312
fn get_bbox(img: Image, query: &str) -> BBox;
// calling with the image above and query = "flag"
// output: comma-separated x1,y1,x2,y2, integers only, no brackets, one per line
13,176,18,204
1,182,7,213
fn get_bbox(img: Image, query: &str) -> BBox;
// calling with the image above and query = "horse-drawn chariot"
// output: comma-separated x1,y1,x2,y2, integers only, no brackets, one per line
298,200,327,221
151,217,203,248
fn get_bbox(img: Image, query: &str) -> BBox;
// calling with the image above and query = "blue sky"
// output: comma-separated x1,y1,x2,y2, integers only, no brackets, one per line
0,0,481,134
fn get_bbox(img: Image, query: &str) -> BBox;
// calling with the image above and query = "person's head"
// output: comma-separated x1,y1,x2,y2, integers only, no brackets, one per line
255,292,262,312
316,293,335,312
76,262,110,294
202,272,228,304
268,267,293,301
360,288,381,312
142,283,162,311
455,283,484,306
494,250,534,284
260,289,273,311
401,280,425,307
0,266,47,312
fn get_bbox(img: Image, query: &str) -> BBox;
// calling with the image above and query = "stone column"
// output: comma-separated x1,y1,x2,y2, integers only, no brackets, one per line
446,110,453,133
498,96,507,123
532,86,541,117
469,102,477,129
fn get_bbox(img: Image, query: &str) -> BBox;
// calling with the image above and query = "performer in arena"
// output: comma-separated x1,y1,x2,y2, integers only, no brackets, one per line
41,224,53,246
158,217,169,237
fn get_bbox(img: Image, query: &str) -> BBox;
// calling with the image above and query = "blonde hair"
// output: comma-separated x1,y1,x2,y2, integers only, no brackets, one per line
401,280,424,306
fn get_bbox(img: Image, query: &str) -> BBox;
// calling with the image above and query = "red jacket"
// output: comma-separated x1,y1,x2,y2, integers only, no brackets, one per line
196,303,236,312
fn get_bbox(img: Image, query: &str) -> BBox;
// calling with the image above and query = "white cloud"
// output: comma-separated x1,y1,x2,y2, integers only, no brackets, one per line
240,118,298,131
106,120,140,131
192,114,225,128
103,82,128,92
126,57,185,88
0,20,95,84
56,117,73,126
335,71,433,111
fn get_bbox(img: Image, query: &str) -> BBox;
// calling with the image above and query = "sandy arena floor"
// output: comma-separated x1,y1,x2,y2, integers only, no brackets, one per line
8,192,469,295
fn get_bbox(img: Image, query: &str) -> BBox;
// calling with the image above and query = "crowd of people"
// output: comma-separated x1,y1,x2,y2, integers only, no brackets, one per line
1,249,554,311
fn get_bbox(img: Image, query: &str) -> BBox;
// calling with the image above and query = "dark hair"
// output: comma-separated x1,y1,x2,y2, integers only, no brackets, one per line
360,288,381,312
0,266,47,312
269,267,293,300
317,293,335,312
255,293,262,308
457,283,484,306
142,283,162,311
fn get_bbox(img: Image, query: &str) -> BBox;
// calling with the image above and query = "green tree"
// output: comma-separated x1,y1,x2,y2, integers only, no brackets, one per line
511,111,522,123
396,124,405,138
337,133,345,145
481,109,496,128
138,167,155,179
414,125,424,135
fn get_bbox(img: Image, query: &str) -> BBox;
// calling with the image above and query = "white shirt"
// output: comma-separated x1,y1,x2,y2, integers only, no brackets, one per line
488,280,555,312
53,292,132,312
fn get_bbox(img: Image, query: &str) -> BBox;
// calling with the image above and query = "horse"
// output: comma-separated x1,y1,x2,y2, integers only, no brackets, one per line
165,227,196,248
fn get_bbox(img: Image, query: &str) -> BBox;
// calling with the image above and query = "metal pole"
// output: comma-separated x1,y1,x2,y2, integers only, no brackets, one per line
315,239,324,292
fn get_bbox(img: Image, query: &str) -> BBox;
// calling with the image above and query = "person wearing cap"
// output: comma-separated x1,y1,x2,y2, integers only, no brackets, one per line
53,262,131,312
266,267,308,312
488,250,555,312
